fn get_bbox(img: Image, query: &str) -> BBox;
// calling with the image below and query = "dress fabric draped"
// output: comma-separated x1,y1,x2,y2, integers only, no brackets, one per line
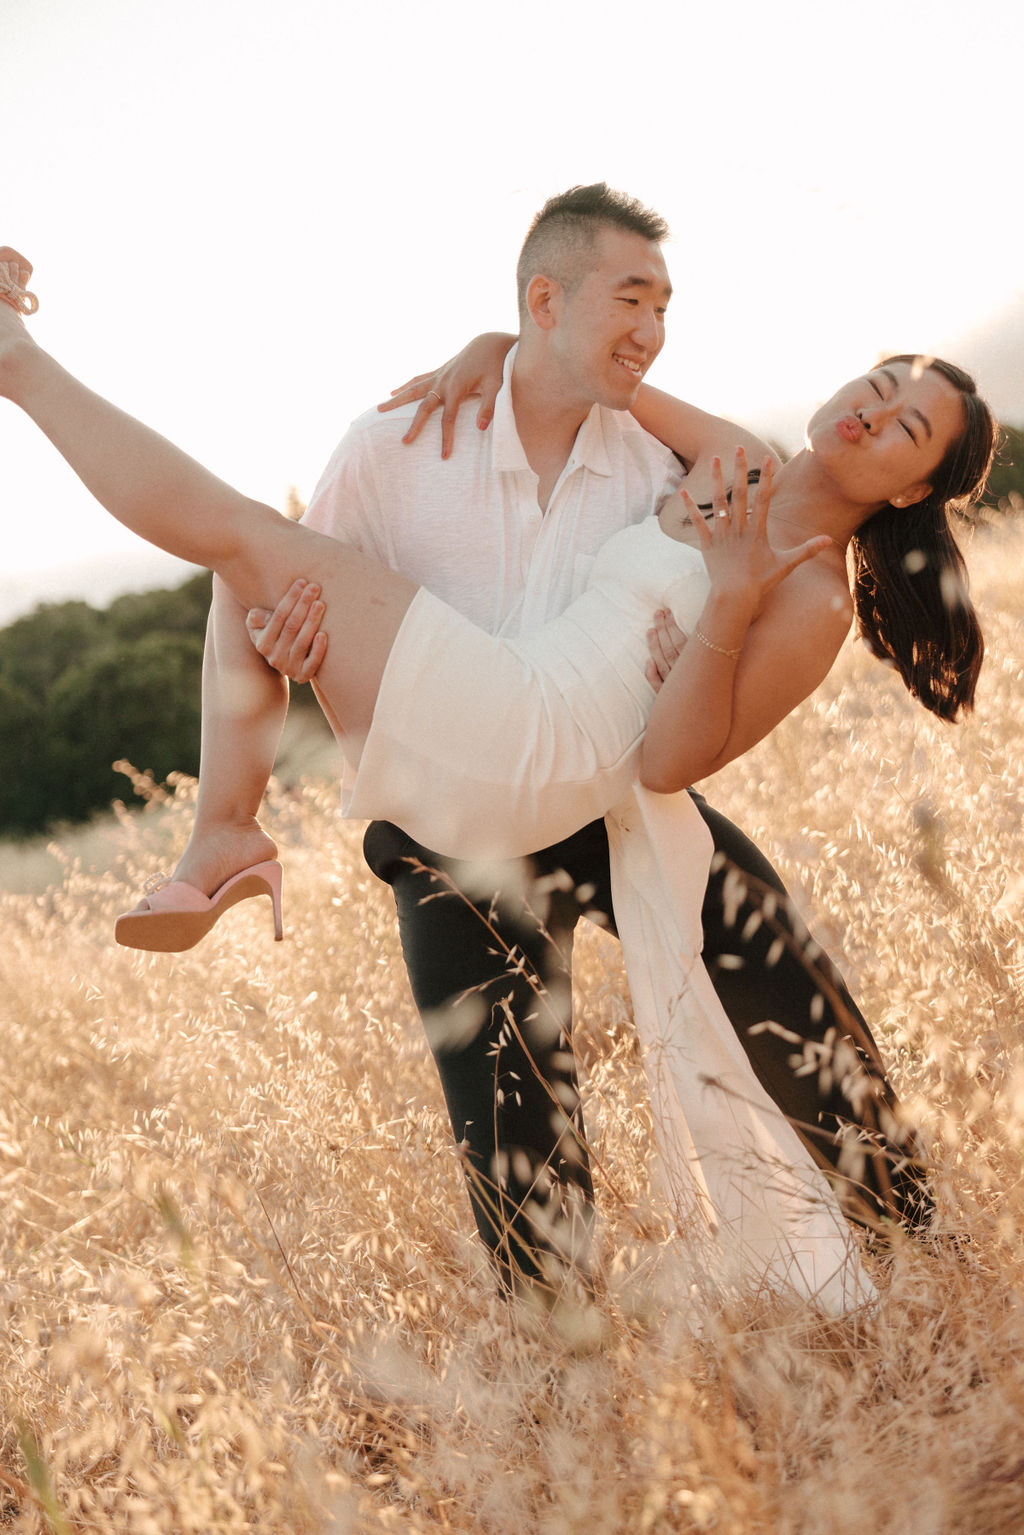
347,516,873,1311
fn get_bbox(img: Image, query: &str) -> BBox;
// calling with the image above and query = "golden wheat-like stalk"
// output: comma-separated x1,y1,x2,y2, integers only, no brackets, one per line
0,521,1021,1532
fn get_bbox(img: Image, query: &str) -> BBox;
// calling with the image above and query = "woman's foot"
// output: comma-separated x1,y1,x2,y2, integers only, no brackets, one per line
0,248,40,398
170,821,278,900
0,249,38,315
116,857,283,952
115,821,282,952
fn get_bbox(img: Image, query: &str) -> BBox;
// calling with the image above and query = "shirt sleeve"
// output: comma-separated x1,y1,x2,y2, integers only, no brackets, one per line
300,410,393,566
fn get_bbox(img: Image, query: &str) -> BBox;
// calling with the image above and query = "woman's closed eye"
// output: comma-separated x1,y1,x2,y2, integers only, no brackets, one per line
867,375,917,442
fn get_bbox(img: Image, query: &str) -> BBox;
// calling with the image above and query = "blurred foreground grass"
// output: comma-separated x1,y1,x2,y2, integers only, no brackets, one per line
0,521,1021,1532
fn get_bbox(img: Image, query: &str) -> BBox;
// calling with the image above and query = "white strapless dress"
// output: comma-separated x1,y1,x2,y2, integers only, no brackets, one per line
348,515,701,859
348,517,874,1314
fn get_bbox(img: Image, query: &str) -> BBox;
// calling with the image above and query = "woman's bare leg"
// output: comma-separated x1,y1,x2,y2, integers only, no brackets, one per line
169,577,286,894
0,302,417,763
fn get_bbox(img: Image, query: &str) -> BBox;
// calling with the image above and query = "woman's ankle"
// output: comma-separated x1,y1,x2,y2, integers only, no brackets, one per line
172,821,278,897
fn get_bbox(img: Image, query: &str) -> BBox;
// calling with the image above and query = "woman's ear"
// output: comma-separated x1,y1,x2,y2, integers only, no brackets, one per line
891,481,933,509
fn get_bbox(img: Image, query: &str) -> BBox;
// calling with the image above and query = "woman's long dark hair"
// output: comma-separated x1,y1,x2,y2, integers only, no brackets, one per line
849,356,996,722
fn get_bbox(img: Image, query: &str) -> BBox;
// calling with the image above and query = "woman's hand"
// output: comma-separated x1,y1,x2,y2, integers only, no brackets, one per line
377,331,516,458
685,449,831,619
641,452,841,794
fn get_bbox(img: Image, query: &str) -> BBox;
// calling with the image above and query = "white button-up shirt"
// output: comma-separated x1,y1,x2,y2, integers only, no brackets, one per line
303,347,684,640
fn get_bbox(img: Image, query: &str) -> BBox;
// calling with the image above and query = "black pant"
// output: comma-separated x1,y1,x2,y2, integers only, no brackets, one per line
364,797,930,1289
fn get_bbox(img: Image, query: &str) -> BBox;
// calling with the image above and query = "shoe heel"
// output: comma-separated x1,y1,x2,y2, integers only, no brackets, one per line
262,860,284,941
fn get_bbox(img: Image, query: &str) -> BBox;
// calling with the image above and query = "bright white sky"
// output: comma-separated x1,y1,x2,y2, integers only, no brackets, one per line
2,0,1022,609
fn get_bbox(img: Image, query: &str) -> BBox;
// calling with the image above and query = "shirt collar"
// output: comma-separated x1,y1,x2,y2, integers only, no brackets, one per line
493,343,615,479
491,344,531,472
570,401,614,478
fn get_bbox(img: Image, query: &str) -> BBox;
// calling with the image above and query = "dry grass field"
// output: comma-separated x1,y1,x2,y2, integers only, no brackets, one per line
0,520,1021,1533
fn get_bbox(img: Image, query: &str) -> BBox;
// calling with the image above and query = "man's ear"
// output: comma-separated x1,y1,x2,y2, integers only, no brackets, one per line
525,273,561,332
890,480,933,509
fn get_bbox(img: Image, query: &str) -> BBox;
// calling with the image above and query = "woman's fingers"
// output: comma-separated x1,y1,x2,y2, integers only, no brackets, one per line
710,455,727,523
399,387,456,456
775,535,834,582
377,368,450,445
728,446,747,528
376,336,509,455
474,375,501,435
400,391,443,446
439,396,460,459
376,371,436,412
750,455,773,533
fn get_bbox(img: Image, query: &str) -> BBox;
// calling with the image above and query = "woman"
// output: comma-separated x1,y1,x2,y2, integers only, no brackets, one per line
0,252,994,1310
0,258,990,871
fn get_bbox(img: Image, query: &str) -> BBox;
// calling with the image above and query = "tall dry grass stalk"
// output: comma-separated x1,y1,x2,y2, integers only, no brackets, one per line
0,521,1022,1532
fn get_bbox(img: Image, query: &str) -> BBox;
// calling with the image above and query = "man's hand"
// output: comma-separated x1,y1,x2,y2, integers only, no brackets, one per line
246,579,327,682
645,608,687,691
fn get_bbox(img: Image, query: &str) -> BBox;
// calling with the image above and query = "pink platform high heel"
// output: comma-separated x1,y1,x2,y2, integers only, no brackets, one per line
114,860,284,953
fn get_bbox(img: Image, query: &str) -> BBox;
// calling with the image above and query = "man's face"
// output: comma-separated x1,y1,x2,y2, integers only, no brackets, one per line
550,227,672,410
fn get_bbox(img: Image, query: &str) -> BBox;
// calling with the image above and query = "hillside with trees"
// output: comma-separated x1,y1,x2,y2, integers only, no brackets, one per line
0,573,212,835
0,569,324,836
984,422,1024,514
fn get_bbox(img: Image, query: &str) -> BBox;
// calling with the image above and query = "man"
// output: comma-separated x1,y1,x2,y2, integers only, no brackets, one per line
184,184,927,1296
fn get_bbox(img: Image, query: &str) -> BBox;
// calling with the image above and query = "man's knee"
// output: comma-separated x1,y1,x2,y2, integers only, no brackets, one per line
363,819,425,885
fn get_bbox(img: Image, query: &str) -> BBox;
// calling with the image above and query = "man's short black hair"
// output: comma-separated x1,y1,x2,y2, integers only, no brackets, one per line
516,183,669,321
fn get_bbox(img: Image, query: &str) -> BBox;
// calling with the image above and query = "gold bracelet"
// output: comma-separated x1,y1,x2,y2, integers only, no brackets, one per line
693,625,742,661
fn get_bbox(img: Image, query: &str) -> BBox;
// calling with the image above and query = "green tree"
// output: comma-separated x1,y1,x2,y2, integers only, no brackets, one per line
0,601,104,697
105,570,214,643
0,674,49,834
981,422,1024,515
0,490,326,835
46,633,204,825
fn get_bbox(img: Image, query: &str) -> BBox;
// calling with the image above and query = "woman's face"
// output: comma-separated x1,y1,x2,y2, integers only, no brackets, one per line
805,361,965,509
